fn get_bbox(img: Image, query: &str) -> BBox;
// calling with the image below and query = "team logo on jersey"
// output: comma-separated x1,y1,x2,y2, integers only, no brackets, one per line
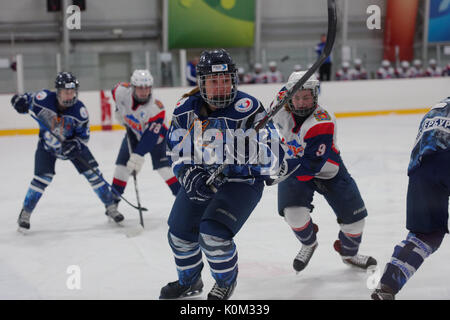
314,110,331,121
211,64,228,72
36,91,47,100
277,89,287,102
286,139,304,157
431,102,447,110
234,98,253,113
79,107,88,119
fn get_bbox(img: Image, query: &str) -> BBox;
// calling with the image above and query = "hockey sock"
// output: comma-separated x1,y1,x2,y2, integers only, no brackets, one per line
168,231,204,286
157,167,181,196
23,174,53,213
292,219,318,246
199,232,238,288
337,230,362,257
82,169,115,206
380,231,444,294
112,165,129,198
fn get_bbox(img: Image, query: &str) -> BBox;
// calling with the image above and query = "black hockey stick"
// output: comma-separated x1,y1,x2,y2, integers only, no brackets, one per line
29,112,148,212
125,127,145,228
206,0,337,186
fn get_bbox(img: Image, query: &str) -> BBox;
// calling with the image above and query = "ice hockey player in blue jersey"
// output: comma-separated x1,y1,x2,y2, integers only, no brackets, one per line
271,71,377,274
11,72,124,232
110,69,180,206
372,98,450,300
159,49,283,300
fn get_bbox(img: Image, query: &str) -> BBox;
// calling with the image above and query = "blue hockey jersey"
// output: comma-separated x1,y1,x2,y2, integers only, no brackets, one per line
25,90,90,159
166,90,283,184
408,97,450,174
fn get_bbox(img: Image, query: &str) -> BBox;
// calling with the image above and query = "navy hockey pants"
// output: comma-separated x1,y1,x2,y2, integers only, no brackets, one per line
278,162,367,224
406,150,450,234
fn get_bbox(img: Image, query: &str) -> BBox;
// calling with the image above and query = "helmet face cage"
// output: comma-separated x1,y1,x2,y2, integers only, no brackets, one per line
198,71,238,109
288,87,318,117
196,49,238,109
55,72,79,108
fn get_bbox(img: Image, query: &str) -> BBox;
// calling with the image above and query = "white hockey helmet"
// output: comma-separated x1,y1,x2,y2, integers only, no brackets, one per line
401,60,410,69
413,59,422,67
285,71,320,117
381,60,390,68
354,58,362,66
130,69,153,104
342,61,350,69
293,64,302,71
131,69,153,87
429,59,437,66
269,61,277,68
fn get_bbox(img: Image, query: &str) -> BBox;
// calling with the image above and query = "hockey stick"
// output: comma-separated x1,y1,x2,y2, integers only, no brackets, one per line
125,127,145,229
29,112,148,212
206,0,337,186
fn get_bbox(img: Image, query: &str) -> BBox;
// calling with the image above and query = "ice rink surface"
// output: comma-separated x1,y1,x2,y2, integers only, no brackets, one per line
1,113,449,300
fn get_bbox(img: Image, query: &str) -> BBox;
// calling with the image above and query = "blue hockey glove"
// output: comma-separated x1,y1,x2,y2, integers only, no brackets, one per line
61,139,82,159
179,166,217,203
11,94,30,114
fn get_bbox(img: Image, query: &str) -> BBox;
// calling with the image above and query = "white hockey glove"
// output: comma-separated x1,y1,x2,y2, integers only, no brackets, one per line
127,153,145,174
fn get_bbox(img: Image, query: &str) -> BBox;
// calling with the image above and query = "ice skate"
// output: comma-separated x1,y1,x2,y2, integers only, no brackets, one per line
105,203,124,224
207,281,237,300
371,283,395,300
293,241,318,273
333,240,377,269
159,277,203,299
17,209,31,233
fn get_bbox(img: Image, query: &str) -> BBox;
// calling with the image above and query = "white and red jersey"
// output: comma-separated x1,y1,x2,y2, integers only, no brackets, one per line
376,67,395,79
350,68,368,80
271,102,341,181
250,72,267,84
407,67,424,78
425,67,443,77
112,82,167,143
265,70,284,83
335,69,352,81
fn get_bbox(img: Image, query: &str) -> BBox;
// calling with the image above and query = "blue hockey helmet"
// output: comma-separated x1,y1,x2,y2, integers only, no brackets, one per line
55,72,79,108
196,49,238,109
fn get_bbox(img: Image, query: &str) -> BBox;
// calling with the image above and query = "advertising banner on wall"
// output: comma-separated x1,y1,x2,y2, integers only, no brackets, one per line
168,0,255,49
428,0,450,43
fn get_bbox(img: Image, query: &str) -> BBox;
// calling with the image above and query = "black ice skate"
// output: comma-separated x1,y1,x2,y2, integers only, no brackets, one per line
159,277,203,299
17,209,31,232
293,242,318,273
105,203,124,224
207,281,237,300
371,283,395,300
333,240,377,269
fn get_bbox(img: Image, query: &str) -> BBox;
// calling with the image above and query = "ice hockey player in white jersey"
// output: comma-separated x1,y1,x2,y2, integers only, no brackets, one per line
271,71,377,273
265,61,284,83
111,70,181,208
395,61,411,78
408,59,424,78
349,58,368,80
376,60,395,79
335,61,352,81
424,59,442,77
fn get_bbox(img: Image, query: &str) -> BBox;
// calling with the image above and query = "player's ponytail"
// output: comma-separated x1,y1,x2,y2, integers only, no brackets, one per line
182,87,200,99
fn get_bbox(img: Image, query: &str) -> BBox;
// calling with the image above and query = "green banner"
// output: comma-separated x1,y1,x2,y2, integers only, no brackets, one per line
168,0,255,49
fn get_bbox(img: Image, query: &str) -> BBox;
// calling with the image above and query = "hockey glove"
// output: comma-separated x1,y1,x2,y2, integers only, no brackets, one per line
265,157,302,186
61,139,82,160
179,166,216,204
127,153,145,174
11,94,30,114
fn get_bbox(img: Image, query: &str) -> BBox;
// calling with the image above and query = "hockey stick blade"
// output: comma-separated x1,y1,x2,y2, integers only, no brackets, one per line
207,0,337,186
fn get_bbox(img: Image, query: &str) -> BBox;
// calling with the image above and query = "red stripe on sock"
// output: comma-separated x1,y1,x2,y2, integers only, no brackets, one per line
166,176,178,186
113,178,127,187
292,219,311,232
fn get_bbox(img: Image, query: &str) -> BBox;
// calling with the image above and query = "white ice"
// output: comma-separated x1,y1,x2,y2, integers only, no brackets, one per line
1,114,449,300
